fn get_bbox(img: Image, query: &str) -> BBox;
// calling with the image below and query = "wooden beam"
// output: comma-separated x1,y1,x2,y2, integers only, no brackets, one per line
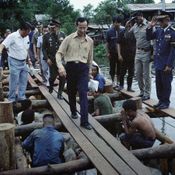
0,158,93,175
3,89,41,97
15,138,28,169
15,122,64,137
131,143,175,159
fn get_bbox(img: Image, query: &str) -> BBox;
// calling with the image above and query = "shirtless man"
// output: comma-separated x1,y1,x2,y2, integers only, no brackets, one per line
120,99,156,149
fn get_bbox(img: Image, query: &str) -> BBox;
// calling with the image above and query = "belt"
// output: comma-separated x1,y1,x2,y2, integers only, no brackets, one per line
11,57,25,62
68,61,80,64
137,47,151,52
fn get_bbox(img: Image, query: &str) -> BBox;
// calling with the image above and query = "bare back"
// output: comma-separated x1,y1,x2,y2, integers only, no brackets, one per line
131,111,156,139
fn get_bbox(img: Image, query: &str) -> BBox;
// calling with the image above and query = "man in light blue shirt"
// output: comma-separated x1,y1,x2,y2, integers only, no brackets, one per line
22,114,64,167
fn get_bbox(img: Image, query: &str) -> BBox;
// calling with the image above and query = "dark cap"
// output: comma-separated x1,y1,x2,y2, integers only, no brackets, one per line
49,19,61,28
156,11,172,21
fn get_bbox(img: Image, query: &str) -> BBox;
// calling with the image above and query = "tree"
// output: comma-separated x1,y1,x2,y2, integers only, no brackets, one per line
82,4,94,20
0,0,80,34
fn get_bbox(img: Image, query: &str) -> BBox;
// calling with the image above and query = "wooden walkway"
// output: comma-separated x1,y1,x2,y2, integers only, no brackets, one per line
31,73,151,175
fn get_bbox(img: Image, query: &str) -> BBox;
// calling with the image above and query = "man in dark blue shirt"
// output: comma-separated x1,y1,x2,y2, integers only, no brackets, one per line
22,114,64,167
106,16,124,87
146,11,175,109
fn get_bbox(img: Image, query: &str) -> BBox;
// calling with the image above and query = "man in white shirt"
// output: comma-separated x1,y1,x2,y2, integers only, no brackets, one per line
0,21,32,102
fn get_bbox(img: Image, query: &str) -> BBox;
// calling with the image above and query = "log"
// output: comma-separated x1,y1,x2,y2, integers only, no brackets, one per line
3,89,41,97
95,113,174,144
0,158,93,175
155,129,174,144
131,143,175,160
0,101,14,123
94,113,122,124
15,137,28,169
13,100,49,112
77,92,120,102
0,123,16,171
15,122,64,137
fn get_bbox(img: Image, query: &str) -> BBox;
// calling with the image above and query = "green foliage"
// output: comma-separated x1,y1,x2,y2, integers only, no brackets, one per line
0,0,80,34
94,0,118,25
94,43,109,67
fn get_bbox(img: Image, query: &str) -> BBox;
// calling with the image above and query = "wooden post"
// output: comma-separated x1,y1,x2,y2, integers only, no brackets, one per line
0,123,16,171
0,101,14,123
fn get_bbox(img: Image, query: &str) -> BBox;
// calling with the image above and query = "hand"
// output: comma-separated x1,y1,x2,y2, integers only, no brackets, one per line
47,59,52,66
164,66,172,73
107,53,111,59
28,60,33,66
118,55,123,62
121,109,127,120
125,21,132,29
59,67,66,77
150,16,157,27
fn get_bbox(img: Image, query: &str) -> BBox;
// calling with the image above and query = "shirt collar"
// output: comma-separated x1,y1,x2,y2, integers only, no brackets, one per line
17,30,22,38
73,31,88,41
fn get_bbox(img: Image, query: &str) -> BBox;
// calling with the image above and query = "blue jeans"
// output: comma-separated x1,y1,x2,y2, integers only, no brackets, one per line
8,57,28,102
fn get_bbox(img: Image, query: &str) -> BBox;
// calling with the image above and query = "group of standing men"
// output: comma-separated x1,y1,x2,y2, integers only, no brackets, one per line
106,11,175,109
0,17,93,130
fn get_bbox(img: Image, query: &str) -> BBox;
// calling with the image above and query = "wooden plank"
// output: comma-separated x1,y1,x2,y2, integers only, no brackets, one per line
39,85,119,175
28,75,38,88
52,90,136,175
144,99,175,118
61,91,151,175
120,90,175,119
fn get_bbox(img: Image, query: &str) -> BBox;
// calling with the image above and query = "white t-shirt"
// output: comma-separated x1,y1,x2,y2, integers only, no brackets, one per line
37,35,43,59
2,30,30,60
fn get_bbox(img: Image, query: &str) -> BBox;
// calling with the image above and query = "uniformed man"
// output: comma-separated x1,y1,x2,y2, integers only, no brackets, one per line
42,19,66,99
126,12,152,100
146,11,175,109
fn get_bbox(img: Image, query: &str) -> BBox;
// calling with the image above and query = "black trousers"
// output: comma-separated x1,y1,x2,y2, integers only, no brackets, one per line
109,53,120,81
49,63,66,94
119,59,134,89
66,62,89,125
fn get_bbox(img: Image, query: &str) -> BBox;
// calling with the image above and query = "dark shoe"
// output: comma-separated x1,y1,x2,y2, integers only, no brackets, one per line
71,113,79,119
153,102,161,108
142,96,150,101
80,124,92,130
127,88,135,92
156,104,169,110
115,86,123,91
57,94,63,100
138,94,143,97
49,87,53,93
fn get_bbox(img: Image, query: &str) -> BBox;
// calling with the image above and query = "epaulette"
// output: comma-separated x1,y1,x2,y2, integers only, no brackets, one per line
170,26,175,31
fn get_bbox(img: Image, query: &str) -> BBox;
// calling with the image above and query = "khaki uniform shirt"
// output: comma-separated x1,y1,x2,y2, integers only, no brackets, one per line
56,31,93,70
